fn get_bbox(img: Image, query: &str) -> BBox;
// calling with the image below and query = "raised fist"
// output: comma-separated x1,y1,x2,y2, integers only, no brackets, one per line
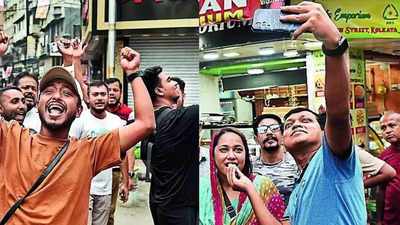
120,47,141,75
0,32,12,57
56,35,87,58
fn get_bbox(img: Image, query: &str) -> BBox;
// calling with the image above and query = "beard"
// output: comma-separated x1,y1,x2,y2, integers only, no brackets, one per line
172,95,179,104
107,99,119,108
24,93,36,111
91,106,106,114
39,110,77,131
262,137,280,152
26,102,35,112
263,145,280,152
2,112,23,124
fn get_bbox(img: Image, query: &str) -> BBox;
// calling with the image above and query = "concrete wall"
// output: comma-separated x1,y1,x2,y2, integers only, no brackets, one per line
234,97,253,123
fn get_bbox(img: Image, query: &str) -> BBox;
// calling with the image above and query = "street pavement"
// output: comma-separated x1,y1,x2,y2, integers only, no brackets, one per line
114,161,154,225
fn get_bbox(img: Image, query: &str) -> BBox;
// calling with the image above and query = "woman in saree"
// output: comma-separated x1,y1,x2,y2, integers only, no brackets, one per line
200,127,285,225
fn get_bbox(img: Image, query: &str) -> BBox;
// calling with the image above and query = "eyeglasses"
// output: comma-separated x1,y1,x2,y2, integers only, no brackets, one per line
257,124,281,134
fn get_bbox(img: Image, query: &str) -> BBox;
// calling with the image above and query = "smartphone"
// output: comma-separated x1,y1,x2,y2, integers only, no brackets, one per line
252,9,302,33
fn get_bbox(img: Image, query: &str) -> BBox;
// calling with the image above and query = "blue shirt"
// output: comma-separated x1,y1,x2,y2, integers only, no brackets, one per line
285,136,366,225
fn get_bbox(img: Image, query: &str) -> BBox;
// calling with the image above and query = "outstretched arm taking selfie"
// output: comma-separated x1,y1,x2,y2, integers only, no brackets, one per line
281,2,351,159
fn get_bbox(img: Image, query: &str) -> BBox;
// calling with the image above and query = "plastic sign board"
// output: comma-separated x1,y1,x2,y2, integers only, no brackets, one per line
36,0,50,19
292,0,400,38
199,0,285,26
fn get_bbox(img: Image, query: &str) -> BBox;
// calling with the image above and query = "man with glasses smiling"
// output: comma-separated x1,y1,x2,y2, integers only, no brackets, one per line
252,114,298,207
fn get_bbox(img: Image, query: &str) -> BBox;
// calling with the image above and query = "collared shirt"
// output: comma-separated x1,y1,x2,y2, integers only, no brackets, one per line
107,103,133,122
379,145,400,225
285,136,366,225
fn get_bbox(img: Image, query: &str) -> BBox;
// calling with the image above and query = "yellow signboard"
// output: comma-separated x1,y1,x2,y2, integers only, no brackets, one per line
292,0,400,38
310,49,368,147
36,0,50,19
27,36,36,58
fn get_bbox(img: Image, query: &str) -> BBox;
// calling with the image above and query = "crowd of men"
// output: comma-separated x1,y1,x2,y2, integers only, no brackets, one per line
0,30,198,225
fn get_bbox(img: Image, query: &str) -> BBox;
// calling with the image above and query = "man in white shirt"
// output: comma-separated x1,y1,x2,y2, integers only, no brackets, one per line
69,81,127,225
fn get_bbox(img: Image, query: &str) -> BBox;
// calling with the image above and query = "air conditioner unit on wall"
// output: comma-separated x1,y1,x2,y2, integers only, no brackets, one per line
53,6,62,16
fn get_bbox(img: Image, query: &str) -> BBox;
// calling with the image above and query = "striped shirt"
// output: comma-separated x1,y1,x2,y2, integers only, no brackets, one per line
252,151,298,207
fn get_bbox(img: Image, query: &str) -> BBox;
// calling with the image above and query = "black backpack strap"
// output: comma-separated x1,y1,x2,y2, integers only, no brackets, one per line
221,185,237,219
0,140,70,225
145,142,153,182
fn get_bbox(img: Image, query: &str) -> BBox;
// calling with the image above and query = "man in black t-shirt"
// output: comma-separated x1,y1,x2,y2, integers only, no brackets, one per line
141,66,199,225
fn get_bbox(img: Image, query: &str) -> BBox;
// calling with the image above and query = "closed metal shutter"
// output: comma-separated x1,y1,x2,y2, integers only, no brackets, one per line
127,35,199,108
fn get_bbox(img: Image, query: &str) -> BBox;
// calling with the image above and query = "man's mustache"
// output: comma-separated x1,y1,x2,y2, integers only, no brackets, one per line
263,136,278,144
24,93,35,99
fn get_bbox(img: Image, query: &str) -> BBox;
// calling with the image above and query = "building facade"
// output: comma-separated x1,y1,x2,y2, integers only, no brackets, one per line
2,0,81,84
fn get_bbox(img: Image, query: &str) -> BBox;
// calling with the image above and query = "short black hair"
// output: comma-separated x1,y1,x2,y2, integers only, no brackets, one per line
253,114,283,135
141,66,163,103
13,72,38,87
283,107,323,129
0,86,23,99
171,77,185,93
88,80,109,95
105,78,122,90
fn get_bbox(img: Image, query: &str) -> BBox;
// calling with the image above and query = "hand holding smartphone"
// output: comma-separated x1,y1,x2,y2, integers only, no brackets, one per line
252,9,302,33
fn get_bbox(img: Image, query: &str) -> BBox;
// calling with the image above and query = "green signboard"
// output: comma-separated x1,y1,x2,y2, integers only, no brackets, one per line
292,0,400,38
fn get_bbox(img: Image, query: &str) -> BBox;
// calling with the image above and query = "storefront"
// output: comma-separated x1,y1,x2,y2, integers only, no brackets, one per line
81,0,199,107
199,0,400,150
200,1,400,221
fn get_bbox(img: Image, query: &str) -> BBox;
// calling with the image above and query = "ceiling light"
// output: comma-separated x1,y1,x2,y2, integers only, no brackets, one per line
259,47,275,55
248,68,264,75
285,67,298,71
203,52,219,60
283,49,298,57
223,52,240,57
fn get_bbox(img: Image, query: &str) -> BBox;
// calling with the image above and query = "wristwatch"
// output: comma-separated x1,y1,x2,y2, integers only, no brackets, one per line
128,171,135,178
127,71,143,82
322,36,349,57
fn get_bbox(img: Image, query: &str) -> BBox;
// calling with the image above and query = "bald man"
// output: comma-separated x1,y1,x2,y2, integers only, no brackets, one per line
378,111,400,225
0,86,27,125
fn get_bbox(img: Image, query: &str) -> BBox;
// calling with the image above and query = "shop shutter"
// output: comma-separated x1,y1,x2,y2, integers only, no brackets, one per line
126,35,199,108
